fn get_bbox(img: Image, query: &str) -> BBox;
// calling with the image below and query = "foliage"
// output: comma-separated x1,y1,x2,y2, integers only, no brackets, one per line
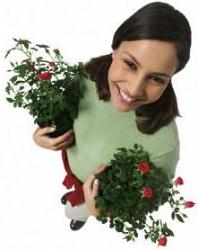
95,143,195,246
5,38,88,136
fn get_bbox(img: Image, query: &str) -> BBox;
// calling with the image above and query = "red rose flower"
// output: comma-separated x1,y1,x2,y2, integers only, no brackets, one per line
38,71,52,80
143,187,154,199
158,237,167,246
137,162,150,173
175,177,184,185
49,61,56,67
184,201,195,208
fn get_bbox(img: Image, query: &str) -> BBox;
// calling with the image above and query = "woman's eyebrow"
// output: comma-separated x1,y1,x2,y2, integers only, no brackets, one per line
123,51,171,78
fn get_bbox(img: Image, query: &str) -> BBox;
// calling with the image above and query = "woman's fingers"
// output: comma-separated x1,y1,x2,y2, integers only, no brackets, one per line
32,126,75,150
52,130,74,146
52,137,74,151
36,126,56,135
92,179,99,196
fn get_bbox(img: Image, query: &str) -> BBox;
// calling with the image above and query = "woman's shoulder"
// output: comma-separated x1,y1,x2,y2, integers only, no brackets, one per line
81,75,97,98
158,119,180,150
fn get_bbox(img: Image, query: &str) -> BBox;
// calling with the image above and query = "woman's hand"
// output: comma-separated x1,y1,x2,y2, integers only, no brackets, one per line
83,164,108,217
32,126,75,151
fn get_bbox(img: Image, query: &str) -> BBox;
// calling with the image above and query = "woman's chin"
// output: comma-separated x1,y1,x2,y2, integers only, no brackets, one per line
111,98,136,112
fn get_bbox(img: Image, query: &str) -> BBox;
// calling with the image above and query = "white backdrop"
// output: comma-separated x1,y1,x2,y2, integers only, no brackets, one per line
0,0,197,250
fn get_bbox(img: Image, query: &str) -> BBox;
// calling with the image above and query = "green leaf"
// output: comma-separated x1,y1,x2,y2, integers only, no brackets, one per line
134,230,138,238
30,47,38,51
35,44,50,48
149,215,154,221
36,57,43,61
166,228,174,236
54,49,60,55
10,75,18,82
5,86,10,95
124,235,133,241
171,212,175,220
15,64,28,77
117,147,127,153
6,98,14,103
176,214,184,223
5,47,15,58
18,39,31,49
10,61,15,67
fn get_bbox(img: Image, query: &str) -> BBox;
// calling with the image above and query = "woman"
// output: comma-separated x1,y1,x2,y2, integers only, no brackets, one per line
33,2,191,230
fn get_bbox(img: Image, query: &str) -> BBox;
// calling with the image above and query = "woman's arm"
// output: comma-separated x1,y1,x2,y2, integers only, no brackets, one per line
33,126,75,151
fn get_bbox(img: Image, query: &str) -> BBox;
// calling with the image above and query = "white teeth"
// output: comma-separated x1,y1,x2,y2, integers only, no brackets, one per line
120,89,135,102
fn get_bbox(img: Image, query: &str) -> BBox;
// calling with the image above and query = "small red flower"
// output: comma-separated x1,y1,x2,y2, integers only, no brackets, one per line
49,61,56,67
137,162,150,173
184,201,195,208
158,237,167,246
38,71,52,80
175,177,184,186
143,187,154,199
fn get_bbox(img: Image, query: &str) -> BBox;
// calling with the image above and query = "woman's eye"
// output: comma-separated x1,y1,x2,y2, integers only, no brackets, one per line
124,60,136,70
151,76,165,84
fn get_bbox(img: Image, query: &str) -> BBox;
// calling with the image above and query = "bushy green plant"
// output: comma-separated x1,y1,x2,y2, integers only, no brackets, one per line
95,143,195,246
5,38,88,137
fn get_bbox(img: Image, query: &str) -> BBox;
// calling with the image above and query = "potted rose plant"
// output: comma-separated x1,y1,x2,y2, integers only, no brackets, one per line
5,38,88,138
94,143,195,247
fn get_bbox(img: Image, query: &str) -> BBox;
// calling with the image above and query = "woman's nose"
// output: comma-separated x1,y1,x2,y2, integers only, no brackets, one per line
127,77,146,99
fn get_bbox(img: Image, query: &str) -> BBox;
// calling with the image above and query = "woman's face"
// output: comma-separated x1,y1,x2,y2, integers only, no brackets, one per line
107,39,178,112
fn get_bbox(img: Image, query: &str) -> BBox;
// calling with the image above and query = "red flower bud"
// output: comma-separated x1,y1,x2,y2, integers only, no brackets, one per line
175,177,184,186
38,71,52,81
49,61,56,67
137,162,150,173
184,201,195,208
158,237,167,246
143,187,154,199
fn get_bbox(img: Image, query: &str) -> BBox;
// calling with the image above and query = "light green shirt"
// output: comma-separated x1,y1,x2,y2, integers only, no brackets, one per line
67,78,180,182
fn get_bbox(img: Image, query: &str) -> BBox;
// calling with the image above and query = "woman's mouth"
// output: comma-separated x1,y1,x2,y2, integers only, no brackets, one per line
115,83,140,107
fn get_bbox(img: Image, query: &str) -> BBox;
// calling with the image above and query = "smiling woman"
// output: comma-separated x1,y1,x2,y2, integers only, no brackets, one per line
86,1,191,134
107,40,178,112
32,1,192,232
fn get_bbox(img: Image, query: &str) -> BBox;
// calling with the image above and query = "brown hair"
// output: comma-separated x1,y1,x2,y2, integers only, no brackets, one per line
84,2,191,134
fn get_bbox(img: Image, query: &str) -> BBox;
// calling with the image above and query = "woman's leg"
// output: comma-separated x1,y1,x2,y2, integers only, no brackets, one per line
65,201,90,221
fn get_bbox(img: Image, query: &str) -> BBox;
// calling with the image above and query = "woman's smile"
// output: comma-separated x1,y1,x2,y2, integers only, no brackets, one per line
113,82,143,109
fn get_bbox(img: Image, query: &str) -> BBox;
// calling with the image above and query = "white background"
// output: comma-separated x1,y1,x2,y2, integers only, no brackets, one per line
0,0,197,249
